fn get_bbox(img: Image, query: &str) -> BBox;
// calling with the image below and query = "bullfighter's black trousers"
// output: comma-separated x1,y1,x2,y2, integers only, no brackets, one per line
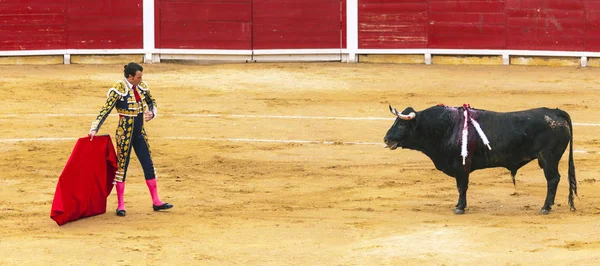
121,113,156,181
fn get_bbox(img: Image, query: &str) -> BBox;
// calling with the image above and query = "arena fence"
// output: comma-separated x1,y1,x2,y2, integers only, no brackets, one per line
1,0,599,66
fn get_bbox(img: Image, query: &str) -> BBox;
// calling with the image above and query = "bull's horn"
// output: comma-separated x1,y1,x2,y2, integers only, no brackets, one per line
398,112,416,120
388,105,399,116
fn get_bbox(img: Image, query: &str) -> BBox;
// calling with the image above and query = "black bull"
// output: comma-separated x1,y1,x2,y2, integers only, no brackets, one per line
383,105,577,215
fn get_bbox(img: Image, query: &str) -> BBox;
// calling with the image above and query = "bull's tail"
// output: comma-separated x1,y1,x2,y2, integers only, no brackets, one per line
561,110,577,211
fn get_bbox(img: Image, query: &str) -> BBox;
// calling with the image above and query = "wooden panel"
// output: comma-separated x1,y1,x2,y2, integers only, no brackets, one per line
154,0,161,49
429,0,505,12
161,2,250,21
341,0,346,48
66,0,143,49
358,1,427,49
429,34,506,49
506,0,584,9
428,0,506,49
360,32,427,48
253,0,342,49
0,2,66,50
506,0,585,51
160,21,251,41
585,1,600,51
157,0,252,49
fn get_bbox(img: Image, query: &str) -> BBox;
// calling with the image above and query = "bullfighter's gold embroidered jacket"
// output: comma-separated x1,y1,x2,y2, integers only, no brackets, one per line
90,79,157,182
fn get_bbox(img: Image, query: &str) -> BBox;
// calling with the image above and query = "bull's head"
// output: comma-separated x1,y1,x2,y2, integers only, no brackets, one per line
384,105,417,150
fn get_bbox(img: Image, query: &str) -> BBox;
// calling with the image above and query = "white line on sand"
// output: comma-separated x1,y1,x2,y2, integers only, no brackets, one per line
2,113,599,127
1,136,596,154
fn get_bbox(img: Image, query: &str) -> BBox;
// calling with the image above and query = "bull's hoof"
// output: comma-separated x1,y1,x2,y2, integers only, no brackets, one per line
453,208,465,215
539,209,550,215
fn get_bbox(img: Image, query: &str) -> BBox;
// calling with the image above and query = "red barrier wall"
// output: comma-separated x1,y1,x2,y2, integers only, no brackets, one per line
0,1,67,50
252,0,343,49
0,0,142,51
429,0,505,49
156,0,252,49
359,0,600,52
3,1,599,53
66,0,143,49
359,1,428,48
586,1,600,50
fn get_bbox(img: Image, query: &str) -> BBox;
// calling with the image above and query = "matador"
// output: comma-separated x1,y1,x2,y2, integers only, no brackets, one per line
89,62,173,217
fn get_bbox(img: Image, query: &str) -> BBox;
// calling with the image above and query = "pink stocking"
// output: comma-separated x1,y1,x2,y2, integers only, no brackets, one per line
146,178,164,206
116,182,125,210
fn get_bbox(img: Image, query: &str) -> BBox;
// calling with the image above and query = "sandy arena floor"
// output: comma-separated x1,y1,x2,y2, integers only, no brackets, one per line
0,62,600,265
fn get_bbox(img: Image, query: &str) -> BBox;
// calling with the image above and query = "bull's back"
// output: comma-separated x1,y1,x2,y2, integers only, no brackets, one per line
471,108,571,168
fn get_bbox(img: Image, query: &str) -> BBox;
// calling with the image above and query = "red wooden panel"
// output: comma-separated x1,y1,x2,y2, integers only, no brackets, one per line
68,17,142,29
506,18,585,33
360,41,427,49
0,0,65,4
359,1,427,48
0,25,65,35
0,3,65,13
584,5,600,51
360,24,426,35
253,30,340,49
341,0,346,48
0,37,66,50
506,0,583,10
361,0,427,2
253,31,340,42
253,41,339,49
507,25,584,37
154,0,161,48
253,0,341,49
0,14,65,25
0,1,66,50
68,35,142,49
66,2,141,17
506,9,585,19
429,12,505,24
360,13,427,24
161,2,251,21
160,39,251,50
361,3,428,13
507,36,584,51
429,34,506,48
160,21,251,41
254,18,340,32
253,0,337,2
506,0,586,51
507,27,584,50
430,24,505,36
585,37,600,51
360,32,427,43
583,0,600,9
253,2,340,18
427,1,506,49
66,0,143,49
429,1,505,13
158,0,252,49
586,11,600,29
160,0,249,2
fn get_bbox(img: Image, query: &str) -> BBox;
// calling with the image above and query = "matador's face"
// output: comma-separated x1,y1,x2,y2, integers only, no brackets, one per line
128,71,143,86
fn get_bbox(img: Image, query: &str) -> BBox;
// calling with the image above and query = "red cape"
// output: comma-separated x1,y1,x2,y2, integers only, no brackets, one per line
50,135,117,226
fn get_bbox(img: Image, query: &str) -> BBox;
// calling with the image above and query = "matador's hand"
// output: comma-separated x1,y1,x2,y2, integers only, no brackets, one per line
144,111,154,122
89,130,97,141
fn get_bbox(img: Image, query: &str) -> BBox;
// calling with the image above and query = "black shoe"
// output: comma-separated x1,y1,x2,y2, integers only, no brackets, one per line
153,203,173,211
116,209,126,217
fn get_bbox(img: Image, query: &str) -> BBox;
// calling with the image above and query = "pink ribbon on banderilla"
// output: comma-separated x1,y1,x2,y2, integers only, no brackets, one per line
461,104,492,165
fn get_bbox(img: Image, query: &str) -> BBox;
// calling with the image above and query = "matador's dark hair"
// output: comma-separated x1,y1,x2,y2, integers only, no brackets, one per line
124,62,143,78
